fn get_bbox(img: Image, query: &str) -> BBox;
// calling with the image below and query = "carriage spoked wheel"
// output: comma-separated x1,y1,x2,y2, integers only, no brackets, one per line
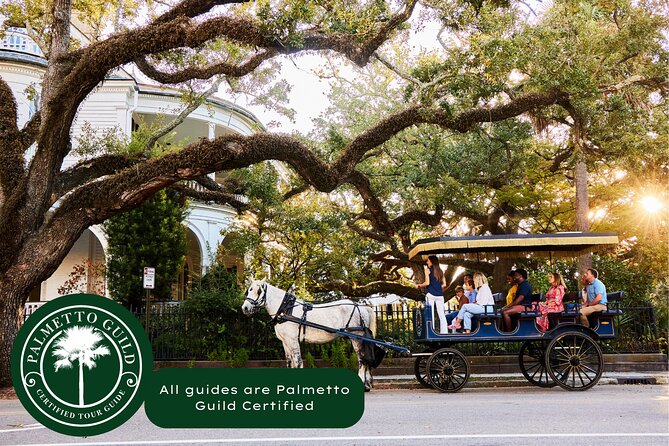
426,348,470,393
413,356,432,388
545,331,603,391
518,340,557,388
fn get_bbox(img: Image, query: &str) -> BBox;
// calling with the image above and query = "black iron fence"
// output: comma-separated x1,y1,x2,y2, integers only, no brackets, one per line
130,302,662,360
130,304,284,361
24,301,662,360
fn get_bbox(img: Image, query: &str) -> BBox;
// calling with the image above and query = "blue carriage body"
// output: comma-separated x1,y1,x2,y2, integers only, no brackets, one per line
407,232,624,392
413,303,620,345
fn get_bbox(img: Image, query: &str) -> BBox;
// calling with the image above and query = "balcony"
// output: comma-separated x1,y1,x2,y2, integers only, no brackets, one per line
1,28,44,57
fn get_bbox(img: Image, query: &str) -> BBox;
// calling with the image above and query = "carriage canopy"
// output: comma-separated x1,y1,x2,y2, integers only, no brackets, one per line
408,232,619,261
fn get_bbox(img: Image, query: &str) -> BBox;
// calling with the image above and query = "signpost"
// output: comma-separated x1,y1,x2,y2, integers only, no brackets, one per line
143,267,155,289
143,267,155,330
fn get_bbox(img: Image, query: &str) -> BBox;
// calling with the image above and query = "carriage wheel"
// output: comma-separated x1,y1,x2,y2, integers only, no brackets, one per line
413,356,431,388
518,340,557,388
426,348,470,393
545,331,603,391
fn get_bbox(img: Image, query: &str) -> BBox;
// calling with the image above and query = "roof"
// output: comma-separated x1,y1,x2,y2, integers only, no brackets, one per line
408,232,619,261
0,49,48,67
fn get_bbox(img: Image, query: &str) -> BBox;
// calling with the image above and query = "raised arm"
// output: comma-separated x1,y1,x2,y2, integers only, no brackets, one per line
416,266,430,288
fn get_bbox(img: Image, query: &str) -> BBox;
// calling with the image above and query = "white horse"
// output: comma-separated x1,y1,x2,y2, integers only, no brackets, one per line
242,280,378,391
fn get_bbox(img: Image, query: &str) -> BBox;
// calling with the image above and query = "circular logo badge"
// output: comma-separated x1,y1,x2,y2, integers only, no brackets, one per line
11,294,153,436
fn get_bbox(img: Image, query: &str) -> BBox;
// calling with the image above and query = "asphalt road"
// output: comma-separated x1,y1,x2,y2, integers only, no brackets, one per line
2,385,668,446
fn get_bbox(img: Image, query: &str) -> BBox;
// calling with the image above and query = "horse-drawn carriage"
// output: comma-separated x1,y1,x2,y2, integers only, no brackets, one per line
408,232,623,392
243,232,623,393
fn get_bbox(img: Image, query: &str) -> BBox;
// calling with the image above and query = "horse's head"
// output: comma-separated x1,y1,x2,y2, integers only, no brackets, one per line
242,279,268,316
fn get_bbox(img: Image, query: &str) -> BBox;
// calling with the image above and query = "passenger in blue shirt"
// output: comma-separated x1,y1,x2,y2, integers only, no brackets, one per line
463,274,477,303
415,255,449,334
579,268,607,326
501,269,533,331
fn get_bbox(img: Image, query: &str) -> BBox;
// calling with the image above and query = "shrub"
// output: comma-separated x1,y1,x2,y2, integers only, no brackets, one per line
231,348,249,368
329,342,348,368
347,352,358,372
105,189,187,307
303,352,316,368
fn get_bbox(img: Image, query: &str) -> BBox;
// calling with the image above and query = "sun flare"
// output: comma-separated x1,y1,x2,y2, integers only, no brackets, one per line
641,196,663,214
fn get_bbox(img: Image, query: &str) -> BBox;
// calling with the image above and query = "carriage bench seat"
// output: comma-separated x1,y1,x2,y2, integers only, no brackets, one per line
596,291,625,315
547,292,581,322
471,305,502,321
560,291,625,316
516,293,543,318
545,291,624,330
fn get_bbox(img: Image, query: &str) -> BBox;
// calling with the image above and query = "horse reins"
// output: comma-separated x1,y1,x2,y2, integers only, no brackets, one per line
244,283,268,312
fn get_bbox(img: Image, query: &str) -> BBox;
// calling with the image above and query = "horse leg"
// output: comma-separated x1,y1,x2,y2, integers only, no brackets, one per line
281,341,292,369
351,339,372,392
290,345,303,368
284,339,303,368
275,328,291,368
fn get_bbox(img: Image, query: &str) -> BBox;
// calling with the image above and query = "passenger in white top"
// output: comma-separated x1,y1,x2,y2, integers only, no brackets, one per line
448,272,495,333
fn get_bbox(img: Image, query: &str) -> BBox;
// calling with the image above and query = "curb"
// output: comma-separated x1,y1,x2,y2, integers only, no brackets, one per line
373,373,669,390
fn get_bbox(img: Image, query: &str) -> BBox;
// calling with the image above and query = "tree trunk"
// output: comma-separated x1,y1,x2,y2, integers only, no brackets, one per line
0,285,27,387
574,156,592,272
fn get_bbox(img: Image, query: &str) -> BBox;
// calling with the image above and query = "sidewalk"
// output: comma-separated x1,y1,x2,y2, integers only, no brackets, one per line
373,371,669,389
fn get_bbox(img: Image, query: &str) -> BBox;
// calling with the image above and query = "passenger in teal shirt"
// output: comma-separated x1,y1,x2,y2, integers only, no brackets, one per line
586,278,607,305
580,268,608,326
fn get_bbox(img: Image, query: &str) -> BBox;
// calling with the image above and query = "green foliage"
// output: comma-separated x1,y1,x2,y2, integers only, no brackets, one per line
104,190,187,308
329,341,349,368
223,164,382,295
319,345,330,362
207,346,229,362
520,254,653,307
649,281,668,339
347,351,359,372
231,348,250,368
184,265,245,313
73,123,128,157
303,351,316,368
1,0,145,49
181,266,246,358
207,343,249,369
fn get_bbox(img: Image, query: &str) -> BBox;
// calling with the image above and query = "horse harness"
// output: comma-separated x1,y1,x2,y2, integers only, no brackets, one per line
271,292,369,342
270,292,312,341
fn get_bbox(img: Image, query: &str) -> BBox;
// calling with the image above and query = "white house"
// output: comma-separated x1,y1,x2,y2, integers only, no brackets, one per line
1,27,260,303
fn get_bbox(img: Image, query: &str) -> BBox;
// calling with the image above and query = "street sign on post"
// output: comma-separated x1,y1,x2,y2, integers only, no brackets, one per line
143,267,155,331
143,267,155,289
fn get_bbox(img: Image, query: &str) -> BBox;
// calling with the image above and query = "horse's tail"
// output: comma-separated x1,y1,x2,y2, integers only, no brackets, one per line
361,305,384,368
366,305,376,337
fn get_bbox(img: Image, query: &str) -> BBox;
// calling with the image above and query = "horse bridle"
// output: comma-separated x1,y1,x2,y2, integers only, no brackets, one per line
244,283,268,312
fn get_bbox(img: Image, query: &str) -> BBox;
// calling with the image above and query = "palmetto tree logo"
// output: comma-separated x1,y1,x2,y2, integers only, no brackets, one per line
52,326,111,406
12,294,152,436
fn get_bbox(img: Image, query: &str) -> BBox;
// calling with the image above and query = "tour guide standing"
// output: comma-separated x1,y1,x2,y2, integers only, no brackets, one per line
579,268,607,326
416,255,448,334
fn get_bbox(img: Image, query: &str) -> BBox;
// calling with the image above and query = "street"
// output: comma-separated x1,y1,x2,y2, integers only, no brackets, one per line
2,385,668,446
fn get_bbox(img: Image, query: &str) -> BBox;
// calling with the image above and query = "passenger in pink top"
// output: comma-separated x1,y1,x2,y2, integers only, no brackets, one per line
536,272,566,331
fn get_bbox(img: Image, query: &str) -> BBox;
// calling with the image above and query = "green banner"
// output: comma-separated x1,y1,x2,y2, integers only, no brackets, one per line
145,368,364,428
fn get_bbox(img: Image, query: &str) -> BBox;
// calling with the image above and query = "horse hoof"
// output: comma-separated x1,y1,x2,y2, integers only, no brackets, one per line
364,386,371,392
